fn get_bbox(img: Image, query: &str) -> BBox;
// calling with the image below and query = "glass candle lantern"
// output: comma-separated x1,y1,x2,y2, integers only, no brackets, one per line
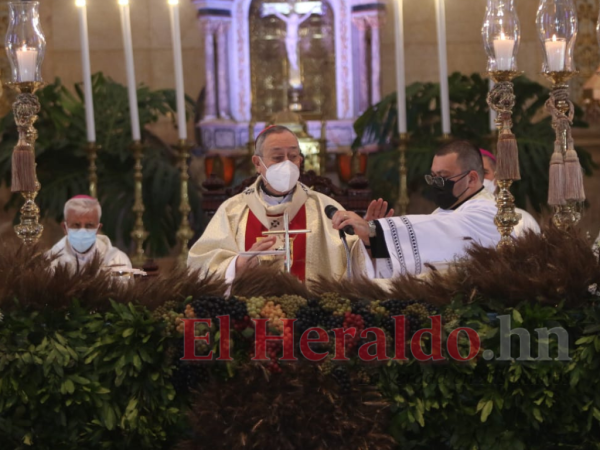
536,0,578,73
482,0,520,72
5,1,46,83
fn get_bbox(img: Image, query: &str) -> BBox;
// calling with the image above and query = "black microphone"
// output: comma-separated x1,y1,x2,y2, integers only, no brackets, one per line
324,205,355,236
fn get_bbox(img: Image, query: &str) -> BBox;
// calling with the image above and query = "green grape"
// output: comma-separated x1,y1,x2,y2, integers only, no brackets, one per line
274,294,308,318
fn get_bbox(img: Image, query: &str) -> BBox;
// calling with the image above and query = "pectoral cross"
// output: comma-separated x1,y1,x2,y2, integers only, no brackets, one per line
262,211,311,273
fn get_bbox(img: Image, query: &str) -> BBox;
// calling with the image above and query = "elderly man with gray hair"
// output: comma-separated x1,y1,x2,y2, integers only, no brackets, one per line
47,195,131,273
188,125,391,283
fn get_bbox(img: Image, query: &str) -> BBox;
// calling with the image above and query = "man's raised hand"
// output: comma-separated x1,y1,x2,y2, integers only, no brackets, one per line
364,198,394,221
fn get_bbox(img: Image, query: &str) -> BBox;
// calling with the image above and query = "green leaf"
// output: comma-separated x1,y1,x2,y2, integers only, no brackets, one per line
122,328,135,338
84,351,100,364
70,375,90,385
512,309,523,324
103,403,116,430
64,379,75,394
533,407,543,423
23,433,33,446
133,354,142,371
481,400,493,423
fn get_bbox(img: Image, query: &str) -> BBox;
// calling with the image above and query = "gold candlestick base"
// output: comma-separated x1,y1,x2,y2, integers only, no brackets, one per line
86,142,100,198
552,202,580,230
175,139,194,266
14,182,43,245
489,70,523,83
439,133,453,143
494,179,521,250
394,133,410,215
130,140,148,267
543,71,578,86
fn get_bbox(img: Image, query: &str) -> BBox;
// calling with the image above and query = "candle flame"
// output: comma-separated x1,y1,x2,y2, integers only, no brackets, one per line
75,0,86,6
118,0,129,5
552,34,557,42
500,32,506,40
168,0,179,4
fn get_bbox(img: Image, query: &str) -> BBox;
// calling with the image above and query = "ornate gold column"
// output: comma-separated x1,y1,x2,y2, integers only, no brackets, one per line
487,72,521,249
176,140,193,265
130,140,148,266
544,71,584,229
394,133,409,215
8,81,44,245
86,142,99,198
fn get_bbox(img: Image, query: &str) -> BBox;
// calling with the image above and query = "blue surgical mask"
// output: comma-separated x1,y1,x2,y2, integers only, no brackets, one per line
67,228,98,253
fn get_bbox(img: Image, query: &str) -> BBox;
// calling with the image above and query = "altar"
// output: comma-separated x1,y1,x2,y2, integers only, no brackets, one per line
192,0,386,154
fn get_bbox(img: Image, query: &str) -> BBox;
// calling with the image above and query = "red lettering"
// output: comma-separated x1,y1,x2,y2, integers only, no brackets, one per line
358,327,390,361
216,315,232,361
181,318,213,361
332,327,356,361
299,327,329,362
252,318,297,361
392,315,408,361
411,315,445,362
447,327,480,361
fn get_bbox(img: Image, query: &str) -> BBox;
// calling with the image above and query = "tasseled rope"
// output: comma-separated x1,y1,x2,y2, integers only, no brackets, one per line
11,145,36,192
545,85,585,205
487,81,521,181
11,93,40,193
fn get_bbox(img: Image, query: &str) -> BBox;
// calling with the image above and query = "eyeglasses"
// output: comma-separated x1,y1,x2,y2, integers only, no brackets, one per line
424,170,469,188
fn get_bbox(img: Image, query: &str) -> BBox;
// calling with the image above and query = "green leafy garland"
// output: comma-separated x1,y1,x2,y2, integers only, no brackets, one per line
1,290,600,449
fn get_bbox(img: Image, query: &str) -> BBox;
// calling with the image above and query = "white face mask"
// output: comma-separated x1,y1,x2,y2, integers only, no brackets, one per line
260,158,300,193
483,178,496,196
67,228,98,253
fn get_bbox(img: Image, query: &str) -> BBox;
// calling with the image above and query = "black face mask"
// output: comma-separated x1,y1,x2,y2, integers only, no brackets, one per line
432,174,469,210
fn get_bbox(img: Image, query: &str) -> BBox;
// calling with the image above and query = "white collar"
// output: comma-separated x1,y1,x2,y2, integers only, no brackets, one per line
260,187,294,206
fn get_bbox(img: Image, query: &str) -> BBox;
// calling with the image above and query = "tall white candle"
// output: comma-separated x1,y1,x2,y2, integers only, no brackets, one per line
168,0,187,140
493,33,515,71
545,35,566,72
393,0,407,134
16,46,38,82
119,0,141,141
76,0,96,143
489,78,497,132
434,0,451,135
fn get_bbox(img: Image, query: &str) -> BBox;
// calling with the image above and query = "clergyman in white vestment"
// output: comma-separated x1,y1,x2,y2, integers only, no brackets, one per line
48,196,132,273
187,125,394,283
331,140,505,278
480,148,540,236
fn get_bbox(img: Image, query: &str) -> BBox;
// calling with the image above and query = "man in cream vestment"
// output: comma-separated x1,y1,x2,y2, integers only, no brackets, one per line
48,196,132,273
331,140,504,278
188,125,384,283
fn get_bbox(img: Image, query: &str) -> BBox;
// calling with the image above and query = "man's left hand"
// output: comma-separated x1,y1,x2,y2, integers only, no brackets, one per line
331,211,370,245
364,198,394,221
